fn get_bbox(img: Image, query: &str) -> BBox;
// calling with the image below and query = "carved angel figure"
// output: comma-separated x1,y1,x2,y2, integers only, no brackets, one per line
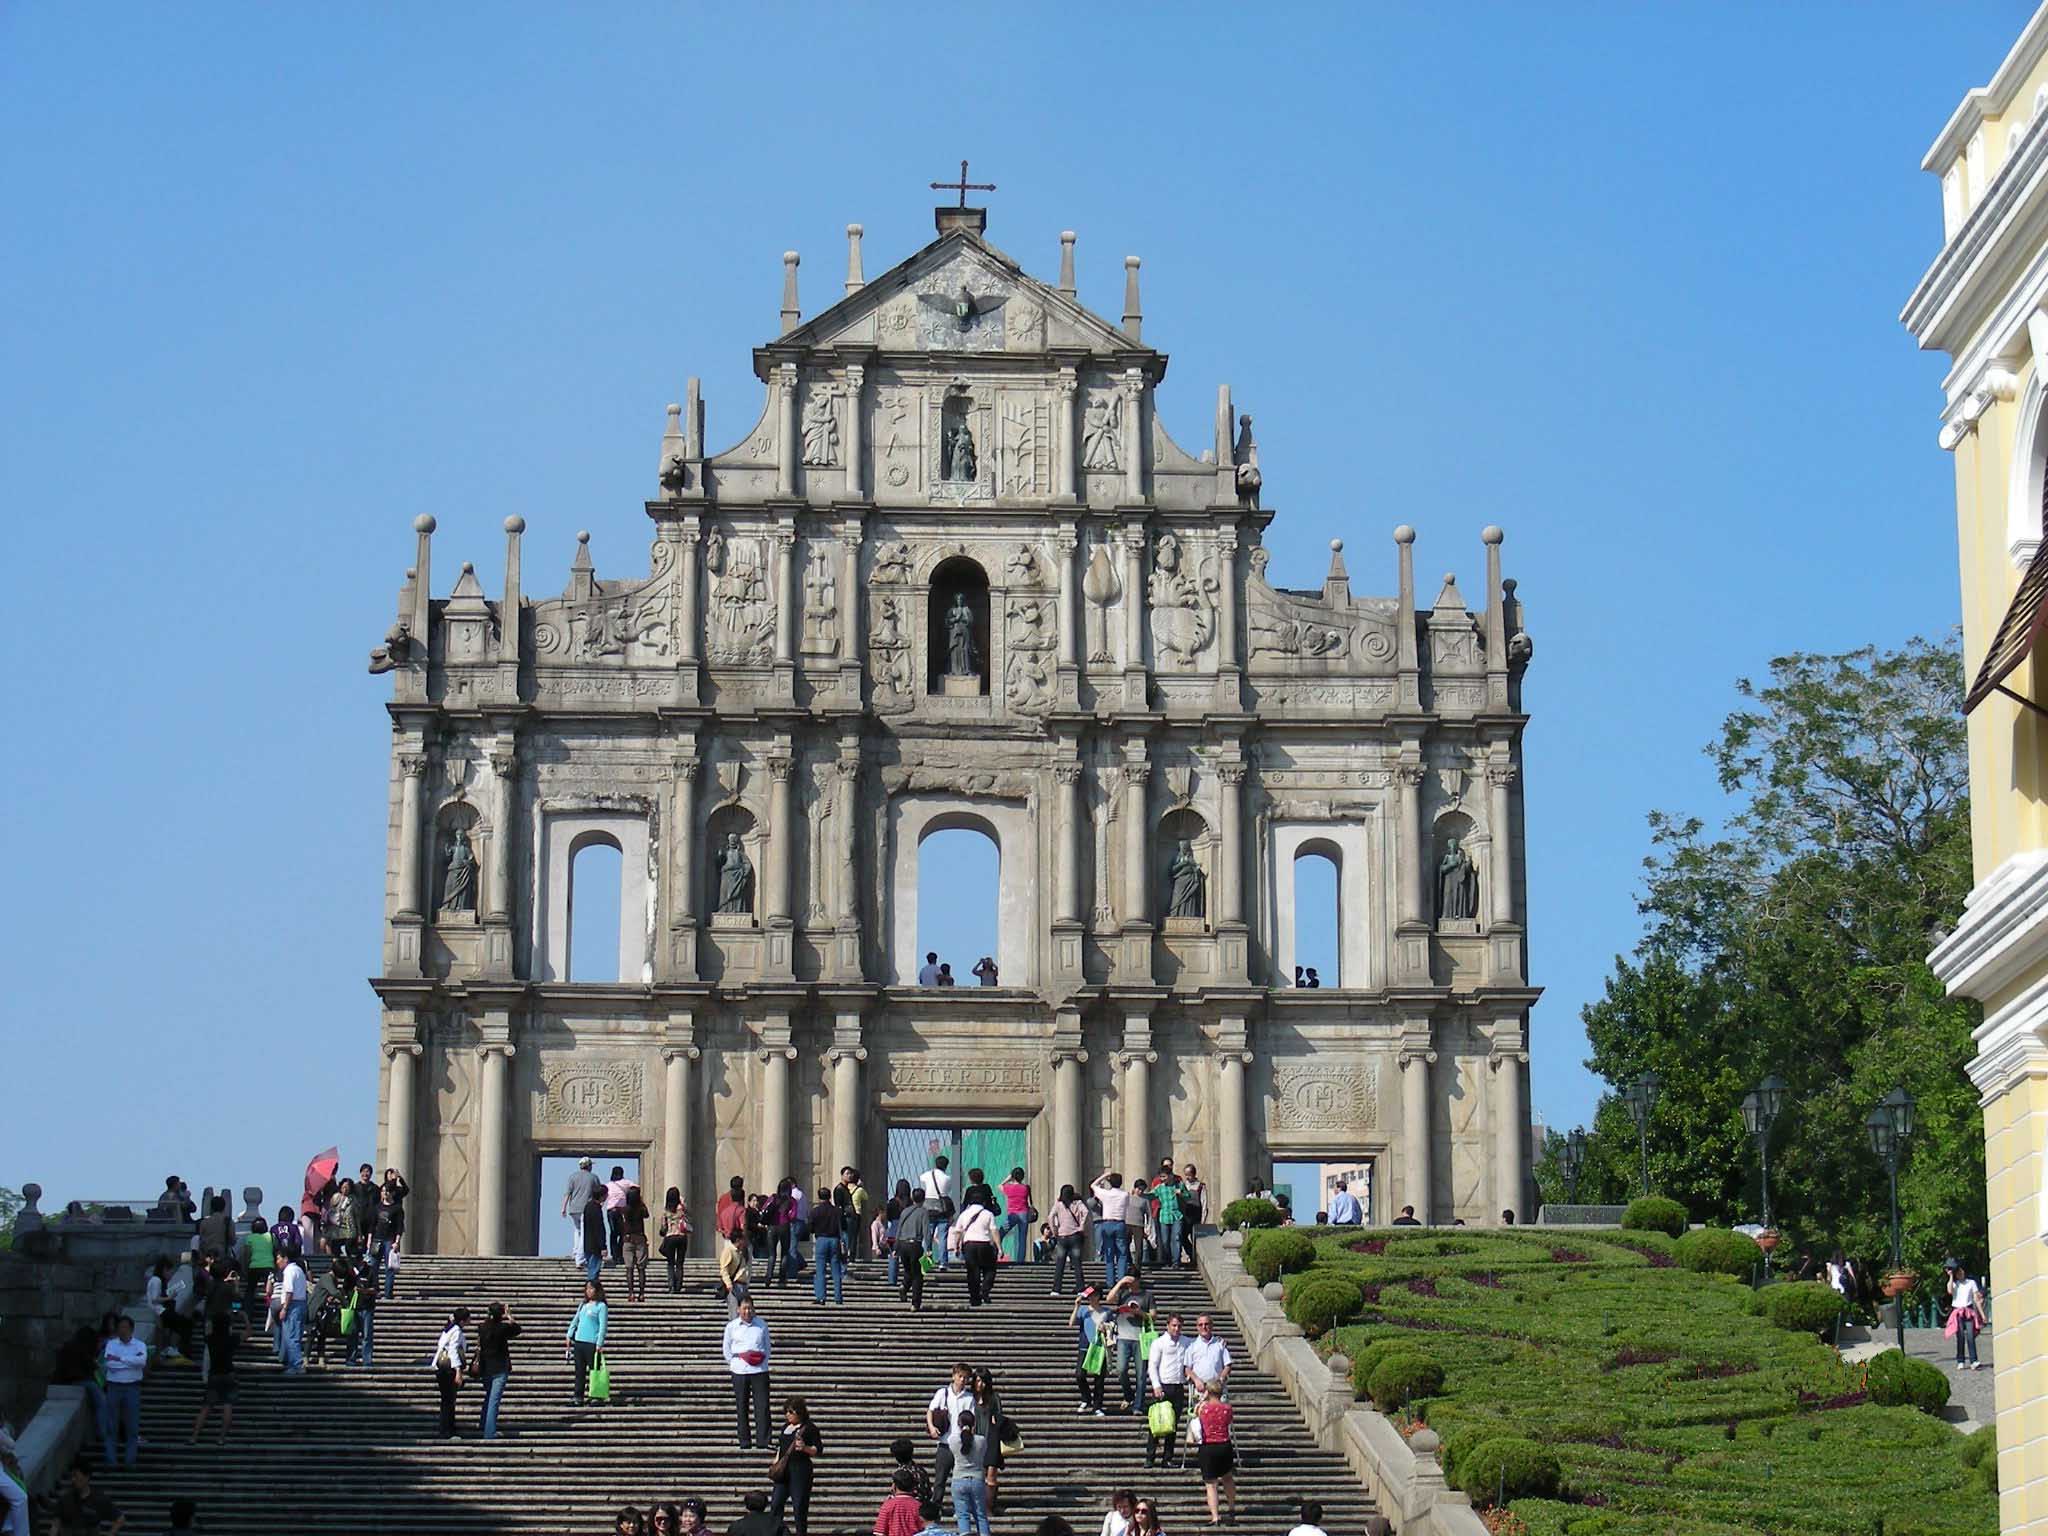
1083,391,1122,471
801,389,840,467
1007,542,1044,588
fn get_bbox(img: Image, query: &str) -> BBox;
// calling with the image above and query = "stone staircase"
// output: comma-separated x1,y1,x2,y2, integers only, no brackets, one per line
96,1251,1376,1534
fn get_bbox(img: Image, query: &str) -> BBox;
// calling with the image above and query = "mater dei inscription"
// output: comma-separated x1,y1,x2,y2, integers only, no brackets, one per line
366,200,1538,1255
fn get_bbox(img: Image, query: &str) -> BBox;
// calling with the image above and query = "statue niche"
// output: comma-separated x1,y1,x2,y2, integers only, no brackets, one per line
707,805,760,925
1158,806,1210,929
437,806,481,920
927,555,991,696
1434,812,1480,928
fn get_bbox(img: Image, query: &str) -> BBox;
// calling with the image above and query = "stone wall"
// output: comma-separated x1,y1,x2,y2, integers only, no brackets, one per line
0,1227,184,1429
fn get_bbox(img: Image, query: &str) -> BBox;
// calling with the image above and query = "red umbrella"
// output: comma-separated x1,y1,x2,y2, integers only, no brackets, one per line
302,1147,339,1216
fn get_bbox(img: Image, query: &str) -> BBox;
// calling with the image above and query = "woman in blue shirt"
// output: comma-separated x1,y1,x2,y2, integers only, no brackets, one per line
566,1279,608,1406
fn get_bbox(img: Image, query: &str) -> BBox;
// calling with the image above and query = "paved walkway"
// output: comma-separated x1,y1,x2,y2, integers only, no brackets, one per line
1903,1323,1997,1429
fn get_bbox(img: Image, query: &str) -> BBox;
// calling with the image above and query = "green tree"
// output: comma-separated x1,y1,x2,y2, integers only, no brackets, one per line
1581,637,1986,1284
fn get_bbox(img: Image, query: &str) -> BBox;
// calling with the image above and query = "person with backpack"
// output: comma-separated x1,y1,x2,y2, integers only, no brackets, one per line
660,1187,692,1294
919,1157,956,1270
432,1307,470,1439
566,1280,609,1408
895,1190,934,1311
622,1186,652,1303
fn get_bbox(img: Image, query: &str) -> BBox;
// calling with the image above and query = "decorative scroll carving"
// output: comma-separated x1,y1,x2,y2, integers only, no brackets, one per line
536,1058,646,1126
884,1059,1043,1096
1270,1063,1377,1131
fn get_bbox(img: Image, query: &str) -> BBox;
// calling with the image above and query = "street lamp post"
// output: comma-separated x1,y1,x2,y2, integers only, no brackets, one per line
1561,1126,1587,1204
1621,1072,1660,1197
1865,1086,1918,1355
1739,1073,1786,1230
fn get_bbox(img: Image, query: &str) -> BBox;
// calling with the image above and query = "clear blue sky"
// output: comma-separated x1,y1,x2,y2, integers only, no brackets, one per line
1,5,2017,1216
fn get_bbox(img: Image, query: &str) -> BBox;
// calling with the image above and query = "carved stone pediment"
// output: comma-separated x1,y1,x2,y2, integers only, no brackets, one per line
1244,552,1397,676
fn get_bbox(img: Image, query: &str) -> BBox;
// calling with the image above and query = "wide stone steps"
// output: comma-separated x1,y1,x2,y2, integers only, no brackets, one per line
96,1253,1375,1534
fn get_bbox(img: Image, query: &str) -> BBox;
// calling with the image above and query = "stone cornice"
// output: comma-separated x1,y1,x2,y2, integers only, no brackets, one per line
1929,849,2048,1002
1920,8,2048,175
1903,98,2048,361
1965,971,2048,1103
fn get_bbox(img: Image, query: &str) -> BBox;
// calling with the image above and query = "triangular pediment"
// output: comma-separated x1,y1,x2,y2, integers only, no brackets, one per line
770,229,1151,364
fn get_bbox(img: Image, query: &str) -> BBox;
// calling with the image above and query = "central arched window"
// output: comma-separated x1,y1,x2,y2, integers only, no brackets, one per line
566,833,623,982
1292,842,1341,988
928,556,991,695
916,820,1000,986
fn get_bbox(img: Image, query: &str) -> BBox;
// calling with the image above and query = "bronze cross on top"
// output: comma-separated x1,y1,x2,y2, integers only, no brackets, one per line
930,159,996,208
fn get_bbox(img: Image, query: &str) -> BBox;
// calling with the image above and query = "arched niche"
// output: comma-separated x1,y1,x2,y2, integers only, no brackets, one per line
434,801,483,918
1433,809,1481,928
888,798,1038,987
535,808,651,984
927,555,991,695
1157,805,1213,927
705,802,762,924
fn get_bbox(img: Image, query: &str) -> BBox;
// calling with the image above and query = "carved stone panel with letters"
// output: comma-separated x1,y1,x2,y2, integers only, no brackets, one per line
1269,1063,1378,1132
883,1058,1044,1096
536,1057,646,1127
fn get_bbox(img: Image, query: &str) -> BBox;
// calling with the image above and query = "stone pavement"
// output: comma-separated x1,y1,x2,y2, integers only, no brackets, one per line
1902,1322,1997,1430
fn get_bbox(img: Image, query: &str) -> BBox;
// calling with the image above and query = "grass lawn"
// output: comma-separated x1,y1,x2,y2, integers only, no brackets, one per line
1283,1227,1994,1536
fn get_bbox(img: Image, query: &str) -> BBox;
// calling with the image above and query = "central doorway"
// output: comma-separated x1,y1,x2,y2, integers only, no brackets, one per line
885,1125,1029,1198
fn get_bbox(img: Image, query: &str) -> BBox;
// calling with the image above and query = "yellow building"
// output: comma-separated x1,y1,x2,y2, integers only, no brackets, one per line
1906,7,2048,1528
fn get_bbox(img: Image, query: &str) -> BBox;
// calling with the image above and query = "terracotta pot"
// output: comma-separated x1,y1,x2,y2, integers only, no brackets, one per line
1756,1229,1780,1254
1882,1269,1917,1298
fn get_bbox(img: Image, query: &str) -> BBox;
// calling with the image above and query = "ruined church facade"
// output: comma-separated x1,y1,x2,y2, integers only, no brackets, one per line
367,206,1538,1254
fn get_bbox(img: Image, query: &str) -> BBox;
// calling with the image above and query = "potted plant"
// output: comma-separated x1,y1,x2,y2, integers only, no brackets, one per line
1882,1268,1917,1298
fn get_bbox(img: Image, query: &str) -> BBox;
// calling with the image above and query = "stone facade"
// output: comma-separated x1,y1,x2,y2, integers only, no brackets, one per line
367,206,1539,1256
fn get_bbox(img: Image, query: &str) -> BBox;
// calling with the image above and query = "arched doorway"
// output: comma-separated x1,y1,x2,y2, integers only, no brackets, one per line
916,821,1001,987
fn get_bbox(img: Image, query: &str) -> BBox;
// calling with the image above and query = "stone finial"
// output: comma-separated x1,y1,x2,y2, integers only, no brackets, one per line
1323,539,1350,607
685,377,704,459
660,401,688,496
11,1182,44,1238
1215,385,1233,466
845,224,865,294
1059,230,1077,295
237,1186,264,1225
780,251,801,335
573,530,593,572
1122,255,1142,341
411,515,436,650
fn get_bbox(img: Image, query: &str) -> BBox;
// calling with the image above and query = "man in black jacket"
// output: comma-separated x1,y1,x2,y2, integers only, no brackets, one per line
895,1191,934,1311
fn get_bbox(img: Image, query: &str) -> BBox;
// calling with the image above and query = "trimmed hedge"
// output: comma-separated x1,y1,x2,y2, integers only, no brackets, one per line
1757,1280,1844,1335
1621,1196,1687,1238
1960,1424,1997,1495
1220,1196,1284,1230
1284,1275,1364,1337
1455,1435,1561,1506
1349,1338,1404,1400
1673,1227,1763,1278
1242,1228,1316,1285
1864,1350,1951,1415
1367,1349,1445,1410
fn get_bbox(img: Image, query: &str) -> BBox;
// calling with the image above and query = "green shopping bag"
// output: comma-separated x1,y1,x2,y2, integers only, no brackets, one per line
339,1303,358,1335
1147,1397,1177,1437
1081,1340,1108,1376
920,1251,938,1274
587,1350,612,1403
1139,1327,1160,1360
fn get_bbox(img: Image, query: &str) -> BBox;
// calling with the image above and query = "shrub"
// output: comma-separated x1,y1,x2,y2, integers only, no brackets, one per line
1673,1228,1764,1278
1757,1281,1844,1335
1367,1349,1445,1410
1285,1276,1364,1337
1621,1196,1687,1238
1864,1350,1950,1414
1242,1228,1316,1285
1350,1338,1403,1399
1221,1197,1283,1230
1960,1425,1998,1494
1454,1435,1561,1506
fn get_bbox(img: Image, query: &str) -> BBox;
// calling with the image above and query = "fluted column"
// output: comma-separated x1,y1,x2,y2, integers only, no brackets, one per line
767,755,794,923
489,749,517,922
1488,760,1517,927
829,1045,865,1179
1398,763,1428,929
1122,761,1151,928
1121,370,1144,503
1121,1048,1156,1176
671,758,699,926
383,1036,421,1180
663,1046,697,1202
1215,529,1239,670
843,364,866,500
1056,368,1079,502
396,753,428,917
776,363,798,497
1056,762,1084,924
476,1042,513,1256
773,529,796,665
1402,1048,1436,1223
759,1041,794,1189
1492,1036,1527,1222
1217,762,1245,926
677,521,702,667
1215,1050,1250,1205
1051,1046,1086,1195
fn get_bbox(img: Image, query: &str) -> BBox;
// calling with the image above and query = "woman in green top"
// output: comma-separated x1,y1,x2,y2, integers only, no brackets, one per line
566,1279,609,1406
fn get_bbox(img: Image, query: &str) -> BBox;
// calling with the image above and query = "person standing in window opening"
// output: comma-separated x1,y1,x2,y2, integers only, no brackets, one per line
1091,1171,1131,1286
810,1186,846,1304
938,963,956,986
566,1280,607,1408
562,1157,601,1267
1328,1180,1362,1226
919,952,943,986
972,956,998,986
476,1301,521,1440
622,1186,651,1302
920,1157,956,1270
432,1307,469,1439
997,1168,1032,1265
660,1187,691,1294
605,1166,632,1266
581,1189,609,1286
722,1296,773,1450
769,1397,824,1536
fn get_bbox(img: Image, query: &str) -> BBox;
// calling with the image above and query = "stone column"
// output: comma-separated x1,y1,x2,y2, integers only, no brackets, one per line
488,748,517,922
1488,760,1517,927
1215,529,1240,670
1215,1049,1250,1206
671,757,699,927
1492,1036,1527,1222
383,1036,421,1179
1121,370,1144,503
829,1043,866,1179
476,1042,513,1256
663,1045,697,1203
1121,1048,1156,1176
1401,1048,1436,1224
839,527,862,661
1121,524,1146,667
776,363,799,497
773,529,796,665
1398,763,1428,929
677,521,702,667
1056,368,1079,501
1055,527,1078,670
1055,761,1084,924
1051,1045,1086,1195
843,364,866,500
1122,761,1151,928
759,1038,795,1189
835,759,861,924
1217,762,1245,927
396,753,428,917
767,754,794,923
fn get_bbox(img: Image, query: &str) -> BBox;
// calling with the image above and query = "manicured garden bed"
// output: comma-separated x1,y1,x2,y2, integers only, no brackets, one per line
1286,1227,1993,1535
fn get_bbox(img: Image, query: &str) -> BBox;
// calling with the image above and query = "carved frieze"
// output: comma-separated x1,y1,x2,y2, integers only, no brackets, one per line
533,541,676,665
1244,548,1398,674
536,1057,646,1127
884,1058,1043,1096
1269,1063,1378,1131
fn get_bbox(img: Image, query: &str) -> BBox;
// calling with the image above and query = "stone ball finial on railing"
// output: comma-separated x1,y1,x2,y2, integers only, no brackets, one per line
238,1187,264,1226
1408,1425,1441,1456
12,1181,44,1238
1261,1281,1285,1303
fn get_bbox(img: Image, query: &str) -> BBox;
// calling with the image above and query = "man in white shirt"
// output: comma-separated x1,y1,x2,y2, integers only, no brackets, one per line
1185,1314,1232,1395
920,1158,956,1269
101,1314,149,1468
275,1251,309,1375
1328,1180,1363,1226
917,952,943,986
1091,1172,1133,1285
926,1363,977,1498
1286,1501,1331,1536
1145,1313,1189,1469
721,1296,773,1448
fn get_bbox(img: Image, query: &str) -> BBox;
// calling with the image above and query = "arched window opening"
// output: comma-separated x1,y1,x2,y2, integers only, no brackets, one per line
1292,844,1341,988
928,556,991,696
566,835,623,982
917,822,1000,987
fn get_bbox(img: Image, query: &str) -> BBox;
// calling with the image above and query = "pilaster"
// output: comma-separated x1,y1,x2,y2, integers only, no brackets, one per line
764,747,797,980
754,1011,796,1190
1117,747,1155,983
1120,520,1148,710
668,745,702,981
